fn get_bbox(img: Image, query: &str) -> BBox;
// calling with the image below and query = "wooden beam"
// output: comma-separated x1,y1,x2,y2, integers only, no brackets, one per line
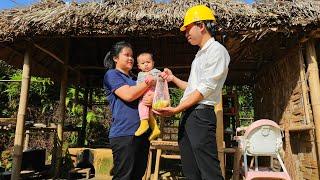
0,118,16,123
288,125,314,132
215,92,225,178
305,39,320,175
313,31,320,39
11,49,31,180
79,86,88,146
33,43,64,64
300,29,320,43
75,65,191,70
0,44,63,80
54,40,69,178
299,48,311,124
33,42,77,72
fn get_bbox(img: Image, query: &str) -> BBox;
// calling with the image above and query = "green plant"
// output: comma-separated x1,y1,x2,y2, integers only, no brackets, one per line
1,150,12,171
4,71,57,117
168,88,184,121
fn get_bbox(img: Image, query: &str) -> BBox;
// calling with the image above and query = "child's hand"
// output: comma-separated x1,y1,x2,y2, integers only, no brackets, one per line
160,68,174,82
144,75,155,86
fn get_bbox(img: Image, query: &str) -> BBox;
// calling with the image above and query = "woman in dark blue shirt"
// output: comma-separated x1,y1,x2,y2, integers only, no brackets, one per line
103,41,154,180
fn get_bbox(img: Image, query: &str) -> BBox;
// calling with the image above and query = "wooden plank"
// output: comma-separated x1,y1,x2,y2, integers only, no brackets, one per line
290,94,301,102
223,148,236,153
289,124,314,132
160,154,181,159
292,88,302,96
0,118,16,123
292,107,304,116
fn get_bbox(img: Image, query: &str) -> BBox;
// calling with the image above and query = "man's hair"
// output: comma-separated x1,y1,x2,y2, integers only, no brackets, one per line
195,20,217,37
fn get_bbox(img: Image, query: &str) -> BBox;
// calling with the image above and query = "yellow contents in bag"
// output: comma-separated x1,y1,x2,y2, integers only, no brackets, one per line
152,100,170,110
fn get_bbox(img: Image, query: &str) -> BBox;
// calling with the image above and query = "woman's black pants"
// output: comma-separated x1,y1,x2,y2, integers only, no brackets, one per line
110,132,150,180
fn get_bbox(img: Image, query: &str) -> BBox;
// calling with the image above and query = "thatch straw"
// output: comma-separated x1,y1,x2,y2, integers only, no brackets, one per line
0,0,320,42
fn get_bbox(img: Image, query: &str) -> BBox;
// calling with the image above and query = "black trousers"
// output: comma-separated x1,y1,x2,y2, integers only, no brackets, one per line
110,131,150,180
178,106,224,180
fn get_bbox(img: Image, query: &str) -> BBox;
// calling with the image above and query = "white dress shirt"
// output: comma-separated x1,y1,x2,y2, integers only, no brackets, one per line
180,37,230,106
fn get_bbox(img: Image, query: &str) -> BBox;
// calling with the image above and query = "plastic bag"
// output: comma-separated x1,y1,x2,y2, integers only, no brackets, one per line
152,78,170,110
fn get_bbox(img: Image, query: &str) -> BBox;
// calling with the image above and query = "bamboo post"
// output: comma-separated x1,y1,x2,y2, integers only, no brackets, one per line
79,86,88,146
23,130,30,151
299,48,311,124
54,40,69,178
50,128,57,175
305,39,320,171
215,92,225,178
11,49,31,180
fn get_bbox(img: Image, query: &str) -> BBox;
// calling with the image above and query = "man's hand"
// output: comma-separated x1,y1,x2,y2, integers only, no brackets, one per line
160,68,174,82
142,91,154,106
153,106,178,117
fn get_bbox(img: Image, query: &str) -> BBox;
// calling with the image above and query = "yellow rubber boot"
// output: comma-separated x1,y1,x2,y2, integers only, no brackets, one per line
135,119,149,136
149,116,161,141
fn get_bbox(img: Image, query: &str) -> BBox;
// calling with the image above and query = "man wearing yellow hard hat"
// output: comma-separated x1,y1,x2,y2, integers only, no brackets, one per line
158,4,230,180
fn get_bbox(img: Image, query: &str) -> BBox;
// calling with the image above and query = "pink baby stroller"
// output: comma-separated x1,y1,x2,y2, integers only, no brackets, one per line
235,119,291,180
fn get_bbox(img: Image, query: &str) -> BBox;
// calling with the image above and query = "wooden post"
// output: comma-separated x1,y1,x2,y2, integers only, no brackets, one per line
299,48,311,124
79,86,88,146
23,130,30,151
51,128,57,175
305,39,320,170
11,49,31,180
215,92,225,178
54,40,69,178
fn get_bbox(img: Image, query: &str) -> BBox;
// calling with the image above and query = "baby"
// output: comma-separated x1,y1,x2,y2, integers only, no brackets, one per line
135,52,161,140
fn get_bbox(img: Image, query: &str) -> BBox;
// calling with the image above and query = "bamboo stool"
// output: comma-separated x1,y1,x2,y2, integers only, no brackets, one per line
145,117,180,180
146,140,180,180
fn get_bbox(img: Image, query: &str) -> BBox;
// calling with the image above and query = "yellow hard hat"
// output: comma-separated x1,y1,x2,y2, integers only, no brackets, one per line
180,5,216,31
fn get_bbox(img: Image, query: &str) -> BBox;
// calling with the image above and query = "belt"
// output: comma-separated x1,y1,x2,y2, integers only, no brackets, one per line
194,104,215,110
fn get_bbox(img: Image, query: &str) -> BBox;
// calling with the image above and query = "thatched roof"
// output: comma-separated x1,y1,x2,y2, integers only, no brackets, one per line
0,0,320,42
0,0,320,86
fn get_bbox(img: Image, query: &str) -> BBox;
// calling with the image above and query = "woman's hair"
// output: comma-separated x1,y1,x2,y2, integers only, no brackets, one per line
103,41,133,69
195,20,217,37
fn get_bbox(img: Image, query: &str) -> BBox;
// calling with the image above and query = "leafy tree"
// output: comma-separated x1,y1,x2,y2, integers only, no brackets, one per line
0,60,18,117
4,71,59,123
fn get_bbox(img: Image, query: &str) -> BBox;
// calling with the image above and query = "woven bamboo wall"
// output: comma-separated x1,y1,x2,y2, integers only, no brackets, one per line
255,49,318,180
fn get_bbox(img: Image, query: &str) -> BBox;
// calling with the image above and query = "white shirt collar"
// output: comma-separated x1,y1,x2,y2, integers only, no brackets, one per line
198,37,215,53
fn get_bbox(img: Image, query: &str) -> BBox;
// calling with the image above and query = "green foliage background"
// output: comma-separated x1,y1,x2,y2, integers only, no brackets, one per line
0,60,111,171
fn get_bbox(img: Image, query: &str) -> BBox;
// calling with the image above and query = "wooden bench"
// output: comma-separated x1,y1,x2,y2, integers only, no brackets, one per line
68,168,91,179
0,170,36,180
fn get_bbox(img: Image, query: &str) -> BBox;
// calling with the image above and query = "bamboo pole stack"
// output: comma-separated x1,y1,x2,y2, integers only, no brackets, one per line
305,39,320,172
11,50,31,180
